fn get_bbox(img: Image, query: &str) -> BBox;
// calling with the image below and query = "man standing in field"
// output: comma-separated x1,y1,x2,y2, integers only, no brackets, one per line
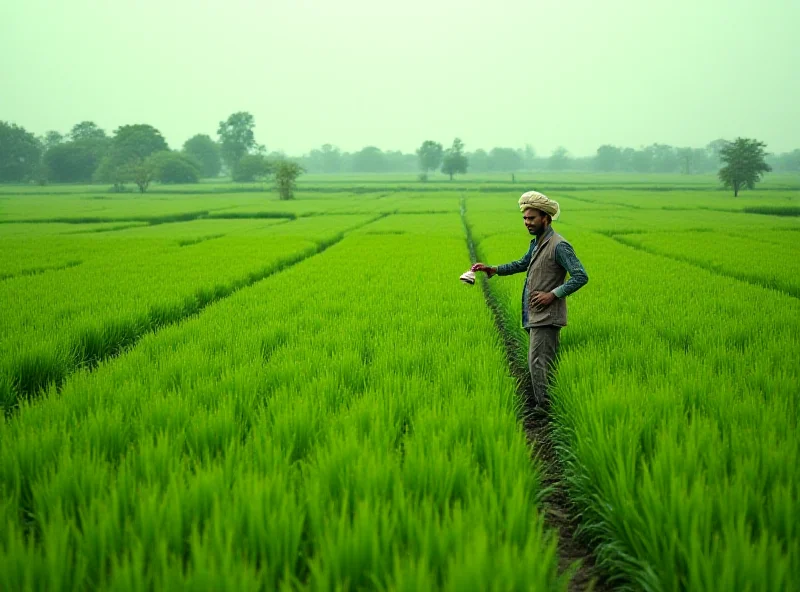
472,191,588,414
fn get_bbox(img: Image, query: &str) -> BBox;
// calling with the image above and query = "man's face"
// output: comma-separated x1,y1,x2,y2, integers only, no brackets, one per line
523,208,549,236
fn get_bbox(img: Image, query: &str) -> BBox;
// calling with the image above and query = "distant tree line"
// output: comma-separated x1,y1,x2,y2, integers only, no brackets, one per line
0,113,304,197
298,140,798,177
1,115,797,191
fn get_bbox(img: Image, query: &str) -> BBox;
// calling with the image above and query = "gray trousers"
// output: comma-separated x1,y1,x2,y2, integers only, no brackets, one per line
528,326,561,406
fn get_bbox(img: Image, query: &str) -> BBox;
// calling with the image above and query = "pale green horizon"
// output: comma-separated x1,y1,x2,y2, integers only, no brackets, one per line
2,0,798,156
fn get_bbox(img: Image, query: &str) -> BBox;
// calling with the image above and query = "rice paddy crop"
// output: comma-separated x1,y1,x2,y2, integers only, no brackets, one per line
0,215,377,410
466,196,799,591
0,214,562,590
0,180,798,590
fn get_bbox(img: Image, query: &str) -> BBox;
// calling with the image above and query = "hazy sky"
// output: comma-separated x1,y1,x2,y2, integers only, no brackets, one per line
2,0,798,156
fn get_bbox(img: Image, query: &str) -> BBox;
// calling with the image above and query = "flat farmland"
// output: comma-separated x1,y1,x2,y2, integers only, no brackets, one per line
1,179,798,591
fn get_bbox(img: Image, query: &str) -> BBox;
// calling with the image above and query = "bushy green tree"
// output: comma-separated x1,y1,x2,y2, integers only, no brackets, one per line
768,149,800,173
183,134,221,178
441,138,468,180
93,156,128,191
218,112,256,172
69,121,107,142
127,160,157,193
274,160,304,200
232,154,271,182
113,124,169,162
94,124,168,191
595,145,622,172
488,147,523,173
0,121,42,182
352,146,388,173
718,138,771,197
318,144,342,173
148,151,200,184
40,131,64,152
304,144,342,173
416,140,443,174
630,147,653,173
523,144,536,170
468,149,490,173
548,146,570,171
44,141,103,182
650,143,678,173
676,147,694,175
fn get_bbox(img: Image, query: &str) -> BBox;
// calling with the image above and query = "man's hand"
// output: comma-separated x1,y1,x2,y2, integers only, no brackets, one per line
471,263,497,278
531,291,556,308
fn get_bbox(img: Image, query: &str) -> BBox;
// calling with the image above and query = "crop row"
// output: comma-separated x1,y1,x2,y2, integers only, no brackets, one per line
0,191,462,225
0,215,374,410
0,223,564,590
611,230,800,298
466,203,798,591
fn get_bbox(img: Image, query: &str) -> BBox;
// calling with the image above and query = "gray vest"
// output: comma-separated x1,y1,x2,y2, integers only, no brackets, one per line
525,231,568,328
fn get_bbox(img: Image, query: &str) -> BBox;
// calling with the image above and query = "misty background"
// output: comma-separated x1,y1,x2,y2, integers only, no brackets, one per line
2,0,799,159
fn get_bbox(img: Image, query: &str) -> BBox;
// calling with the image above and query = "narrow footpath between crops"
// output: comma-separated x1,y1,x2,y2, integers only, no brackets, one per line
460,199,611,592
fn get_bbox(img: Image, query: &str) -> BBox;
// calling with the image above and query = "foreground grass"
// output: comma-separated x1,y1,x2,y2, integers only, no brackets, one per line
467,201,799,591
0,215,375,410
0,223,564,590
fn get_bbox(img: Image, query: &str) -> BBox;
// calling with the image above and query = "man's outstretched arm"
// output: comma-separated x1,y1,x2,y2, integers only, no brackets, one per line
472,242,534,278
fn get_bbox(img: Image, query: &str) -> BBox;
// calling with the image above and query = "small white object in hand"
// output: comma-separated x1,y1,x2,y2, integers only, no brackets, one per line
459,270,476,285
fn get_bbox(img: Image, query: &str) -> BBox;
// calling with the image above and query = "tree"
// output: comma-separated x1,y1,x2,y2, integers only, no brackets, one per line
767,149,800,173
44,141,103,182
352,146,388,173
385,150,416,173
548,146,570,171
217,111,256,172
41,131,64,152
274,160,304,200
182,134,221,178
69,121,107,142
416,140,443,174
676,147,693,175
649,143,678,173
232,154,271,183
93,156,128,191
595,145,622,172
630,147,653,173
113,124,169,162
523,144,536,170
718,138,771,197
317,144,342,173
64,121,110,180
127,160,157,193
148,151,201,184
441,138,468,180
93,124,169,191
488,147,523,173
468,149,490,173
706,138,728,165
301,144,337,173
0,121,42,182
692,148,713,173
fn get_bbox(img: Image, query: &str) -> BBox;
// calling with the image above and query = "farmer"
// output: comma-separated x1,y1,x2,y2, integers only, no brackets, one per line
472,191,588,414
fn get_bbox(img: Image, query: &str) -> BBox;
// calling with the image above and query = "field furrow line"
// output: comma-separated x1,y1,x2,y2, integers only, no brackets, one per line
0,260,82,282
1,215,384,413
460,197,610,592
608,233,800,299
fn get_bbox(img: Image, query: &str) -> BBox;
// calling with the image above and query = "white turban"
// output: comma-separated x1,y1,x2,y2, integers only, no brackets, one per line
518,191,560,220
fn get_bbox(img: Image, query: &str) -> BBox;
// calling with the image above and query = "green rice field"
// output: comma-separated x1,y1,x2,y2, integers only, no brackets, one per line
1,175,798,591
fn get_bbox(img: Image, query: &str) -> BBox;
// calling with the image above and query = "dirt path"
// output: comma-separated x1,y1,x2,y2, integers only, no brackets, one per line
460,199,611,592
